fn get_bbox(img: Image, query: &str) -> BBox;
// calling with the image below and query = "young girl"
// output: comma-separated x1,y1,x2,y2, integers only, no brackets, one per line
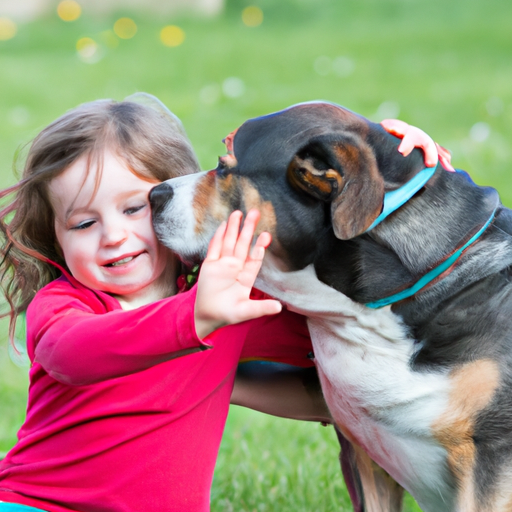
0,94,446,512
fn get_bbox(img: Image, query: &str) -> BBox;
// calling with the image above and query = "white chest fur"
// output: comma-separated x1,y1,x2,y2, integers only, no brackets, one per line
256,261,456,511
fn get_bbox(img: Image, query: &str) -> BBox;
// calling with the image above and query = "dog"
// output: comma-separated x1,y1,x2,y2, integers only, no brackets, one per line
149,101,512,512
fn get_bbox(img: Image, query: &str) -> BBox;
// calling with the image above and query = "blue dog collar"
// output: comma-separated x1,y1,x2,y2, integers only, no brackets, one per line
365,206,497,309
365,165,437,232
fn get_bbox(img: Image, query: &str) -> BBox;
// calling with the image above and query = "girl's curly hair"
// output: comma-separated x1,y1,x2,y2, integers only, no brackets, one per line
0,94,200,343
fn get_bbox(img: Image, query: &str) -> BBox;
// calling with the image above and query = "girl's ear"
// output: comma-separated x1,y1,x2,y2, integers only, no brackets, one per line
287,134,385,239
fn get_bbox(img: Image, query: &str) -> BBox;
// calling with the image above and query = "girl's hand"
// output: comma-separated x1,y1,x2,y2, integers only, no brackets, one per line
194,209,282,339
380,118,455,172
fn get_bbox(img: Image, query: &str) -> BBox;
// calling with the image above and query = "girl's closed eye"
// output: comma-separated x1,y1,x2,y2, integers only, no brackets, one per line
124,204,146,215
71,219,96,231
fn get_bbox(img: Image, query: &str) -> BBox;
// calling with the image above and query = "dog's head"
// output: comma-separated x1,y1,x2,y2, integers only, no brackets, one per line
150,102,426,268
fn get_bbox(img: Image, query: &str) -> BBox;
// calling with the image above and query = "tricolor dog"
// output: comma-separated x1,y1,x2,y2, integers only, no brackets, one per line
150,102,512,512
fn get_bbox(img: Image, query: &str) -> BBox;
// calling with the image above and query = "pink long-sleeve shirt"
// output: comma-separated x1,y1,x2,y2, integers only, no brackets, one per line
0,274,313,512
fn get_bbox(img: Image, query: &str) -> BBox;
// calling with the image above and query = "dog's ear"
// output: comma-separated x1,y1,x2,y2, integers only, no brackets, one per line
287,134,385,239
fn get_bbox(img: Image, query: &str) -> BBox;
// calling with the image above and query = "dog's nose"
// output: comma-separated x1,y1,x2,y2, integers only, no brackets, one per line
149,182,173,218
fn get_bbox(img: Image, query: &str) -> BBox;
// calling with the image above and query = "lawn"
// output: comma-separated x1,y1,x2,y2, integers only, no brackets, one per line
0,0,511,509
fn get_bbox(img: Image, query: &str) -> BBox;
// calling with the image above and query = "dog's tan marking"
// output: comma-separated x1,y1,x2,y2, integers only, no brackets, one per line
193,172,235,234
433,359,500,511
287,156,343,199
351,443,403,512
333,142,361,169
239,178,277,237
192,171,215,233
238,178,295,269
334,413,404,511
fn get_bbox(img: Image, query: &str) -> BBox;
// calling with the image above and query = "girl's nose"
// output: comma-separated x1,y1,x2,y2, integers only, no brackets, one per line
101,222,129,246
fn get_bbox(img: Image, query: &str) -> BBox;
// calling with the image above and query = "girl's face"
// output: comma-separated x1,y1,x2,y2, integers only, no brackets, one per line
48,150,177,309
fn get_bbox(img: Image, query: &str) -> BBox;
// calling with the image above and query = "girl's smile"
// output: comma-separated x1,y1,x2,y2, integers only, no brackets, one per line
48,150,177,308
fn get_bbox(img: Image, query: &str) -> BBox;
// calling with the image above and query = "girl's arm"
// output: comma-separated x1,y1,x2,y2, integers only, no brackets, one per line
30,285,207,385
232,362,331,424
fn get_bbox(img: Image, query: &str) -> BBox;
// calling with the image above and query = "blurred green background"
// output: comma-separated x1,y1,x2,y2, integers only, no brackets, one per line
0,0,511,510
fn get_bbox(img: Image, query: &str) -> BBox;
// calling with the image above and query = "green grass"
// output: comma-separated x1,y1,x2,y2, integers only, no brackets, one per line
0,0,511,509
213,407,422,511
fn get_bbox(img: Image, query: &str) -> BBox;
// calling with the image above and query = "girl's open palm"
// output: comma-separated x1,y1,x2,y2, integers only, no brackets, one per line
194,209,282,339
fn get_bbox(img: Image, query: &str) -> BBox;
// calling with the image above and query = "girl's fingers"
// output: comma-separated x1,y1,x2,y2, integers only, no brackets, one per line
233,209,260,261
398,126,438,166
207,209,267,264
436,143,456,172
234,231,271,289
250,232,271,260
380,118,410,138
205,220,227,261
382,118,456,170
251,299,282,317
381,119,425,158
220,210,243,258
236,299,282,322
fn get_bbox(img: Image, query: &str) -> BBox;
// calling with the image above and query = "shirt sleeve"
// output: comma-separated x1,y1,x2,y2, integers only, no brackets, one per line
27,280,209,386
239,303,314,368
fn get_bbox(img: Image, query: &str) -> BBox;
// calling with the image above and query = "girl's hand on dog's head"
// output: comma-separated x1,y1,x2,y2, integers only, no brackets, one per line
380,118,455,172
194,209,282,339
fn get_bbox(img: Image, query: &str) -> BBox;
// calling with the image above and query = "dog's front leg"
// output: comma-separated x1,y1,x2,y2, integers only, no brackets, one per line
336,428,365,512
343,438,404,512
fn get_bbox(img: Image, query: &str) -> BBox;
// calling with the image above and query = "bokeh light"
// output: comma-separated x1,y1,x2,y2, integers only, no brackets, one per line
242,6,263,27
160,25,185,47
57,1,82,22
470,122,491,142
222,77,246,98
76,37,100,63
0,17,17,41
332,56,355,77
113,18,137,40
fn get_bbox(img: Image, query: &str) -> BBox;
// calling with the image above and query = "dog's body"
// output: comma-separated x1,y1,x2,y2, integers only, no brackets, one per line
150,102,512,511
